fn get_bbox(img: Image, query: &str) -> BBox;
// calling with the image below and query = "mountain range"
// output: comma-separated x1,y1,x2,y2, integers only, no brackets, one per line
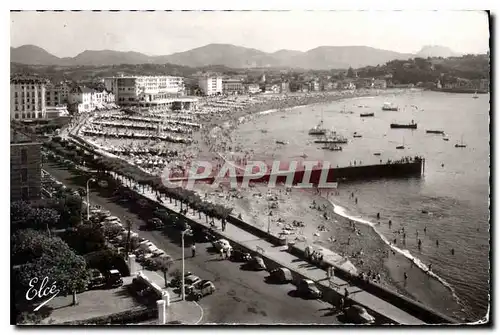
10,43,461,70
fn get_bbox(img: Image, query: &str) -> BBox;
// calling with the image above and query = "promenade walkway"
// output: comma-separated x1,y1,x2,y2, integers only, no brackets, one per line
117,174,425,325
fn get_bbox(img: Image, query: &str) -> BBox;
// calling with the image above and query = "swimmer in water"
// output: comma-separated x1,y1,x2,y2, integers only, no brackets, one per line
418,239,422,249
424,227,427,234
436,240,439,247
388,220,392,228
377,212,380,219
393,238,397,244
451,248,455,255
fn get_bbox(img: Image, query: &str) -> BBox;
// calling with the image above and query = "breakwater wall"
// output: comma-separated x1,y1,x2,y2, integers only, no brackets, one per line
171,159,425,185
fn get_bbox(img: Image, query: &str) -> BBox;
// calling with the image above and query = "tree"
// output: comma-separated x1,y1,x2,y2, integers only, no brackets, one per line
11,201,60,233
149,256,174,288
60,223,106,255
347,67,355,78
13,230,90,307
103,224,122,240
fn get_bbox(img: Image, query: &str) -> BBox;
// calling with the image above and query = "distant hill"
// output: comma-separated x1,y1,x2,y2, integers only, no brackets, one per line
417,45,461,58
10,45,62,65
11,43,417,69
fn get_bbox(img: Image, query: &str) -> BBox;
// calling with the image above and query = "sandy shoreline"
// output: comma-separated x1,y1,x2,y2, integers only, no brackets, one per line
193,88,465,320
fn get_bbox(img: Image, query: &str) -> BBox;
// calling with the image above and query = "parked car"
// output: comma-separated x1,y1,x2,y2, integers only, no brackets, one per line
170,272,193,288
190,227,216,243
297,279,322,299
107,269,123,288
184,275,202,291
147,218,164,230
189,280,216,300
212,239,232,252
268,267,293,284
229,249,252,262
344,305,376,324
88,269,106,289
245,256,267,271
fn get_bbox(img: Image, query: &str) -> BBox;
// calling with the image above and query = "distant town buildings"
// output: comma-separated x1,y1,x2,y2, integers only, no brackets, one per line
246,84,261,94
10,127,41,201
222,79,244,95
10,76,49,121
104,75,185,105
198,76,223,96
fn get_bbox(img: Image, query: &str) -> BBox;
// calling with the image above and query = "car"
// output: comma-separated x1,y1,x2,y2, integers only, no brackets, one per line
212,239,232,252
229,249,252,262
107,269,123,288
147,218,164,230
88,269,106,289
104,216,121,224
245,256,267,271
183,275,202,294
297,279,322,299
344,305,376,324
189,280,216,300
268,267,293,284
151,249,166,258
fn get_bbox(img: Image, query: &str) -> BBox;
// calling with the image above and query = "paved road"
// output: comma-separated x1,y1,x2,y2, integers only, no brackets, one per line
44,162,341,324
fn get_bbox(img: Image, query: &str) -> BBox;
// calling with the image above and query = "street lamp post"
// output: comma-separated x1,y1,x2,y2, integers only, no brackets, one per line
181,228,193,301
86,178,96,220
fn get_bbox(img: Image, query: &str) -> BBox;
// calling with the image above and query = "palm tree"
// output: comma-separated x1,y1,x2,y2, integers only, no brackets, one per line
150,256,174,288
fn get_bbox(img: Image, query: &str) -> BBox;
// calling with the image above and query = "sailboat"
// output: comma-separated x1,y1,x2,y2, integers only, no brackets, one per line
309,110,327,135
396,137,405,149
473,91,479,99
455,135,467,148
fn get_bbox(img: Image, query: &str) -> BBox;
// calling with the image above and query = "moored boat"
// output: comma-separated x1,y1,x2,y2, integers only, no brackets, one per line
314,132,348,144
360,112,375,117
382,102,399,111
391,120,417,129
426,130,445,134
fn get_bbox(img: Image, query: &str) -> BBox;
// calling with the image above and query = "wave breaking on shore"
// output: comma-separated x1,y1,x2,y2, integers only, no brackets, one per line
328,199,462,306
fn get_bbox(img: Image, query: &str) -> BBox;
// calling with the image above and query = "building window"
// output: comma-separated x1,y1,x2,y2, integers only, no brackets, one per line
21,148,28,164
38,112,42,118
21,187,29,200
31,112,36,117
21,168,28,182
14,113,19,119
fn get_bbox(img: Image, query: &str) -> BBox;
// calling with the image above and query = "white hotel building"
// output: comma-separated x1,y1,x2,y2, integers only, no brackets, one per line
104,76,187,107
10,77,49,121
198,76,223,96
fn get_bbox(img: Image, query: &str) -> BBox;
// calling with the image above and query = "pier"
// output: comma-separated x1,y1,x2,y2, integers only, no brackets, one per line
167,157,425,186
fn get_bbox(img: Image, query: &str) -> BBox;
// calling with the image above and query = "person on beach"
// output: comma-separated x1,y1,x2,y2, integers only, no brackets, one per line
355,198,358,204
428,263,432,272
424,227,427,234
451,248,455,255
418,239,422,249
377,212,380,219
344,288,349,300
404,272,408,283
393,238,397,244
191,244,196,258
388,220,392,228
436,239,439,247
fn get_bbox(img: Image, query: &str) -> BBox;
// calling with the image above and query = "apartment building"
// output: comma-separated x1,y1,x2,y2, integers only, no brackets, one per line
10,76,49,121
10,127,42,201
222,79,244,95
69,86,95,113
45,82,70,107
104,75,185,105
198,76,223,96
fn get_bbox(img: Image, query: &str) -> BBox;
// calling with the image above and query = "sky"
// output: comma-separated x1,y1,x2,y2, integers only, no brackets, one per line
10,10,490,57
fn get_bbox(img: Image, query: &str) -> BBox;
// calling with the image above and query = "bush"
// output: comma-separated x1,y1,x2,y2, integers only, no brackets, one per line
61,307,157,325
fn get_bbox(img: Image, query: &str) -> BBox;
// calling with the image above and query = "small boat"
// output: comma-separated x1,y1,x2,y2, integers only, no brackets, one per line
360,112,375,117
261,129,268,133
396,137,405,149
426,130,445,134
373,152,381,156
314,132,348,144
322,143,343,151
455,135,467,148
353,134,362,138
443,137,450,141
390,120,417,129
309,111,327,135
473,91,479,99
276,140,288,145
382,102,399,111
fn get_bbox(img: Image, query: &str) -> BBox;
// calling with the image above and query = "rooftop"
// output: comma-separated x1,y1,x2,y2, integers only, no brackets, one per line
11,75,50,85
